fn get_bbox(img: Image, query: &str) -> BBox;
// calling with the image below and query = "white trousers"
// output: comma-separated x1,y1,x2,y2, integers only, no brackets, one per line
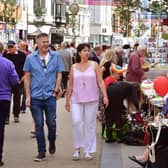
71,101,98,153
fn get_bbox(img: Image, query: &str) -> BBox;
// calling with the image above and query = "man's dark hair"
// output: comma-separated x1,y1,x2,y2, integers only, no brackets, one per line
36,33,48,42
93,45,102,52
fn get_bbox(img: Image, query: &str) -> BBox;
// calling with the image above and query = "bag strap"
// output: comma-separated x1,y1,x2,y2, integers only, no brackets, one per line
148,122,162,163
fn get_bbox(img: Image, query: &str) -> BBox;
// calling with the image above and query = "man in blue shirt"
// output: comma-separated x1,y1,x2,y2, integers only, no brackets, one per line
0,42,19,166
23,33,64,162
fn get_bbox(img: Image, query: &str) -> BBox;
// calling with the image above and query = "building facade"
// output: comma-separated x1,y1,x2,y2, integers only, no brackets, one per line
0,0,26,42
88,4,112,46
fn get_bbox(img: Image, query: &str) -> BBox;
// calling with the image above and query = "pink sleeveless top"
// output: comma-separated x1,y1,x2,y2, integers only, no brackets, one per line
71,62,99,103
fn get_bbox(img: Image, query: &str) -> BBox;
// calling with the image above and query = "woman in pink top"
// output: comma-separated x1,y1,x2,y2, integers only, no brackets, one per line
65,43,108,161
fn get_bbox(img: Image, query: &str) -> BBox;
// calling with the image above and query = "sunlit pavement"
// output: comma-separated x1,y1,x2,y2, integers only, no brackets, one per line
3,98,101,168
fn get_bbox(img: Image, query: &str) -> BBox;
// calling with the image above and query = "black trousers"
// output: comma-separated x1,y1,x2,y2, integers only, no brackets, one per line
61,71,69,90
0,100,10,161
105,83,126,140
6,84,22,121
105,103,124,140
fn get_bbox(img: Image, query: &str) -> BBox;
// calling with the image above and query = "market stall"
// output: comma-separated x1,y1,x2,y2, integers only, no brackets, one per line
141,79,165,116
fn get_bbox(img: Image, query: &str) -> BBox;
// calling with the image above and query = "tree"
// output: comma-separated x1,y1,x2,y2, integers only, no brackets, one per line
147,0,168,17
34,6,46,18
0,0,17,39
33,5,46,29
113,0,141,37
145,0,168,38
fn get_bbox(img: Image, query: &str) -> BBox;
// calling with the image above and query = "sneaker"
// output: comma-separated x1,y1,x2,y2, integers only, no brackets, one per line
5,119,9,125
21,110,26,113
14,117,19,123
34,153,46,162
0,161,4,167
105,139,116,143
30,131,36,138
49,141,56,154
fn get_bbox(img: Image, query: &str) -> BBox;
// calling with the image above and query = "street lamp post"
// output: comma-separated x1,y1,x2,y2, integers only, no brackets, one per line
49,0,66,44
67,3,79,43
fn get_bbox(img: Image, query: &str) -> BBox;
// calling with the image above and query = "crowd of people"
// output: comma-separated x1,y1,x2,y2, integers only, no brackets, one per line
0,33,166,167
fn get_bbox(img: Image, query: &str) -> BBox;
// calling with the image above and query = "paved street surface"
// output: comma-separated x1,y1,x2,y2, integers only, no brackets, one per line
3,98,146,168
101,142,145,168
3,98,101,168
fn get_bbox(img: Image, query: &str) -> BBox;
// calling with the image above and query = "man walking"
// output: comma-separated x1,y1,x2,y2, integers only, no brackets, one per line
58,42,73,92
0,42,19,166
23,33,64,161
90,45,103,64
3,40,26,123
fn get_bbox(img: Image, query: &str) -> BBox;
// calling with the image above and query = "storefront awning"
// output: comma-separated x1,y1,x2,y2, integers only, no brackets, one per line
28,29,42,36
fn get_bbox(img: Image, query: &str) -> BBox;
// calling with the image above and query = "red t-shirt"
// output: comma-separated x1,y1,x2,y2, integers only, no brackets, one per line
104,76,117,88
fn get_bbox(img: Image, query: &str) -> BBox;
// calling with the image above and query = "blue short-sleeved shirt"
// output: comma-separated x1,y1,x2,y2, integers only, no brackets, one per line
23,50,64,99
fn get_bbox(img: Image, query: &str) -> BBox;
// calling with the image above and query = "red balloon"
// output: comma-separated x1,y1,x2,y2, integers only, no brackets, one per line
153,76,168,97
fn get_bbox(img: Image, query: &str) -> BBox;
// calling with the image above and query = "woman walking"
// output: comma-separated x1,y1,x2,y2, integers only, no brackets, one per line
65,43,108,161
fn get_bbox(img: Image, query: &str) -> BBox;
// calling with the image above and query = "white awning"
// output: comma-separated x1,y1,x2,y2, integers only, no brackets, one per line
28,25,51,34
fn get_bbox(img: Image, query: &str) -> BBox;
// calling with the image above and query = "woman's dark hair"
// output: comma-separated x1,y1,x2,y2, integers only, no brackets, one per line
76,43,90,63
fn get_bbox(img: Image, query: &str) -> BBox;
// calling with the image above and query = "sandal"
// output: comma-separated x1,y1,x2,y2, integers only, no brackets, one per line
128,155,147,167
72,151,80,161
84,153,93,160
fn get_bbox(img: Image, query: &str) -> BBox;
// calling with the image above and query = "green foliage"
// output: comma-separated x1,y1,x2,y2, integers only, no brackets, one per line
0,0,17,23
147,0,168,17
34,6,46,18
114,0,141,37
133,23,149,37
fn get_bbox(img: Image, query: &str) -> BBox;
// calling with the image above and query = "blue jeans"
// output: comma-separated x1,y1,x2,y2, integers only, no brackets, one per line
30,96,56,154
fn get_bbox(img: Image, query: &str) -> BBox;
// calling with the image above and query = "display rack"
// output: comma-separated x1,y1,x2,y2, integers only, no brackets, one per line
147,42,168,63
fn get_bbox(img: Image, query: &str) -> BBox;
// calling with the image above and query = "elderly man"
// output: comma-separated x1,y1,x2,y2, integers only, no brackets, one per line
90,45,103,64
126,45,147,83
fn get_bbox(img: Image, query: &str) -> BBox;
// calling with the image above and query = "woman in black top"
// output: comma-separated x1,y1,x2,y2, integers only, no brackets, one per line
105,81,142,143
100,48,117,79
